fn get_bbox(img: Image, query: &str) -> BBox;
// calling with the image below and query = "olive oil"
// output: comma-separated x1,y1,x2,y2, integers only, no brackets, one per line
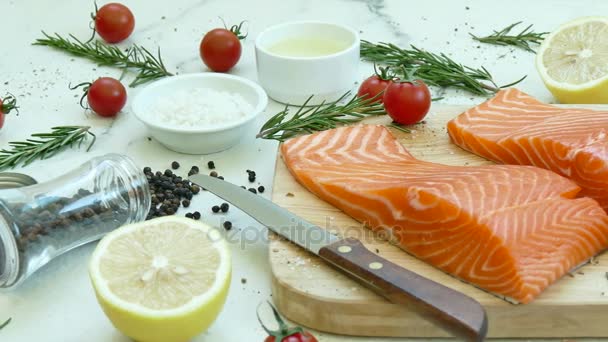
267,37,351,57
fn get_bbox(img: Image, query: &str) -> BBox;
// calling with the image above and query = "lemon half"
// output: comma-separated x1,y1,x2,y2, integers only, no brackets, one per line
536,16,608,103
89,216,231,342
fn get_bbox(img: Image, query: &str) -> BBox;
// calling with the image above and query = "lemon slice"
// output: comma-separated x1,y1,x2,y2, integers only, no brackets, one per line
536,16,608,103
89,216,231,342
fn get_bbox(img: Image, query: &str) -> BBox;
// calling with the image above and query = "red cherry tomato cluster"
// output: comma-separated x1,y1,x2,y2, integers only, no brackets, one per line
357,66,394,103
358,67,432,125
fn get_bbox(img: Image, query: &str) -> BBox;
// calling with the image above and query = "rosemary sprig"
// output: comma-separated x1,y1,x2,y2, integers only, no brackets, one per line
257,93,386,141
0,318,11,330
470,22,548,53
388,123,411,133
0,126,96,171
33,32,173,87
360,40,526,96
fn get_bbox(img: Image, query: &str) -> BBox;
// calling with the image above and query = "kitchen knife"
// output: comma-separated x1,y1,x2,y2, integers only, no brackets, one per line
190,174,488,341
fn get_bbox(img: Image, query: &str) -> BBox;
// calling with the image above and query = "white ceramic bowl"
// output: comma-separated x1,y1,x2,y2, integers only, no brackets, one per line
255,21,359,105
132,73,268,154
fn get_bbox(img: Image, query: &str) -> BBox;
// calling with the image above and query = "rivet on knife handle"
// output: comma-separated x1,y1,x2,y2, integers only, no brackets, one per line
318,237,488,342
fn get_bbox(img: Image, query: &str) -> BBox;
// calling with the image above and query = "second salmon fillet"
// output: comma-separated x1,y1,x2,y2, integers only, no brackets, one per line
447,88,608,210
281,125,608,304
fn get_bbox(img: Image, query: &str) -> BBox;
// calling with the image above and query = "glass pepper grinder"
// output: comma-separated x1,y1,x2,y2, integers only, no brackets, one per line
0,154,150,289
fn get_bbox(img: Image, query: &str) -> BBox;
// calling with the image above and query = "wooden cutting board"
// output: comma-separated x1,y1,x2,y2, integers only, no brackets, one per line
269,105,608,338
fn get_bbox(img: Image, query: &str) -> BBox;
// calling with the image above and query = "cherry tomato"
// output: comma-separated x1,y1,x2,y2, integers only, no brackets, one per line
383,80,431,125
86,77,127,117
0,95,18,129
357,75,391,103
264,331,318,342
199,22,246,72
94,3,135,43
259,302,318,342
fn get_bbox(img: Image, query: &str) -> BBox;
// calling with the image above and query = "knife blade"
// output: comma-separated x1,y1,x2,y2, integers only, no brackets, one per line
190,174,488,341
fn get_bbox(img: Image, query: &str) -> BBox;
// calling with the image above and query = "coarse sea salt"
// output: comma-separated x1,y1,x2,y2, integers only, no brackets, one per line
148,87,254,129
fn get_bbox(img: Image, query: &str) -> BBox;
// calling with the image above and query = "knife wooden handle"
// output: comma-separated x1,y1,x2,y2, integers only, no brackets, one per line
318,237,488,342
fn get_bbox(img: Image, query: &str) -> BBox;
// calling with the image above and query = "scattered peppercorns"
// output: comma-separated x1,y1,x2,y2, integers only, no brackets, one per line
171,161,180,170
144,163,200,220
223,221,232,230
247,170,256,183
220,203,229,213
188,166,199,177
207,161,215,169
257,186,265,193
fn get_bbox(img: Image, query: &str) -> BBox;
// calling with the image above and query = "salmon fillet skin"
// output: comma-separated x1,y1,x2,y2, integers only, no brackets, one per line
447,88,608,210
280,124,608,304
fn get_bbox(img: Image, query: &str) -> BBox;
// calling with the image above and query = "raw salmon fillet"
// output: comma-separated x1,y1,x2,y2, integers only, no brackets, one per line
281,125,608,304
447,88,608,210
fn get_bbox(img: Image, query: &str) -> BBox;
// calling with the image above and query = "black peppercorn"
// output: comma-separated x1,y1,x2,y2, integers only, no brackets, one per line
212,205,220,213
191,166,200,173
248,188,257,194
218,176,224,180
164,169,173,177
193,211,201,220
143,166,152,174
191,185,200,194
207,161,215,169
171,161,180,170
220,203,229,213
223,221,232,230
210,171,218,177
185,212,193,218
182,199,190,208
258,186,265,193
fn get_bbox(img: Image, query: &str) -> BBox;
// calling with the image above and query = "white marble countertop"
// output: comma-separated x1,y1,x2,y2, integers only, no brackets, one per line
1,0,606,341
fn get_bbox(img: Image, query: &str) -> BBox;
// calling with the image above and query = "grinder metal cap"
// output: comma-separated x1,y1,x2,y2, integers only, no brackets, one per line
0,173,37,189
0,172,37,288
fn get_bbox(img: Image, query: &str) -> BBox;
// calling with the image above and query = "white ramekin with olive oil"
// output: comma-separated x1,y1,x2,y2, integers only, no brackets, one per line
255,21,359,105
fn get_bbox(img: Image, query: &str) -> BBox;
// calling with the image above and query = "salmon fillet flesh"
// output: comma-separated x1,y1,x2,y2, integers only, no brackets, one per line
448,88,608,210
281,125,608,304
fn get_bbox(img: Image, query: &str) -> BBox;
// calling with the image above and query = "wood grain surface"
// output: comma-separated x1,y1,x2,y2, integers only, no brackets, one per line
269,105,608,338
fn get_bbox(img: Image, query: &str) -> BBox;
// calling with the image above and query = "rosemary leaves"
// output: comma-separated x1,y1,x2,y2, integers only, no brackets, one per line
360,41,526,96
33,32,173,87
470,22,549,53
0,318,11,330
257,93,386,141
0,126,96,171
